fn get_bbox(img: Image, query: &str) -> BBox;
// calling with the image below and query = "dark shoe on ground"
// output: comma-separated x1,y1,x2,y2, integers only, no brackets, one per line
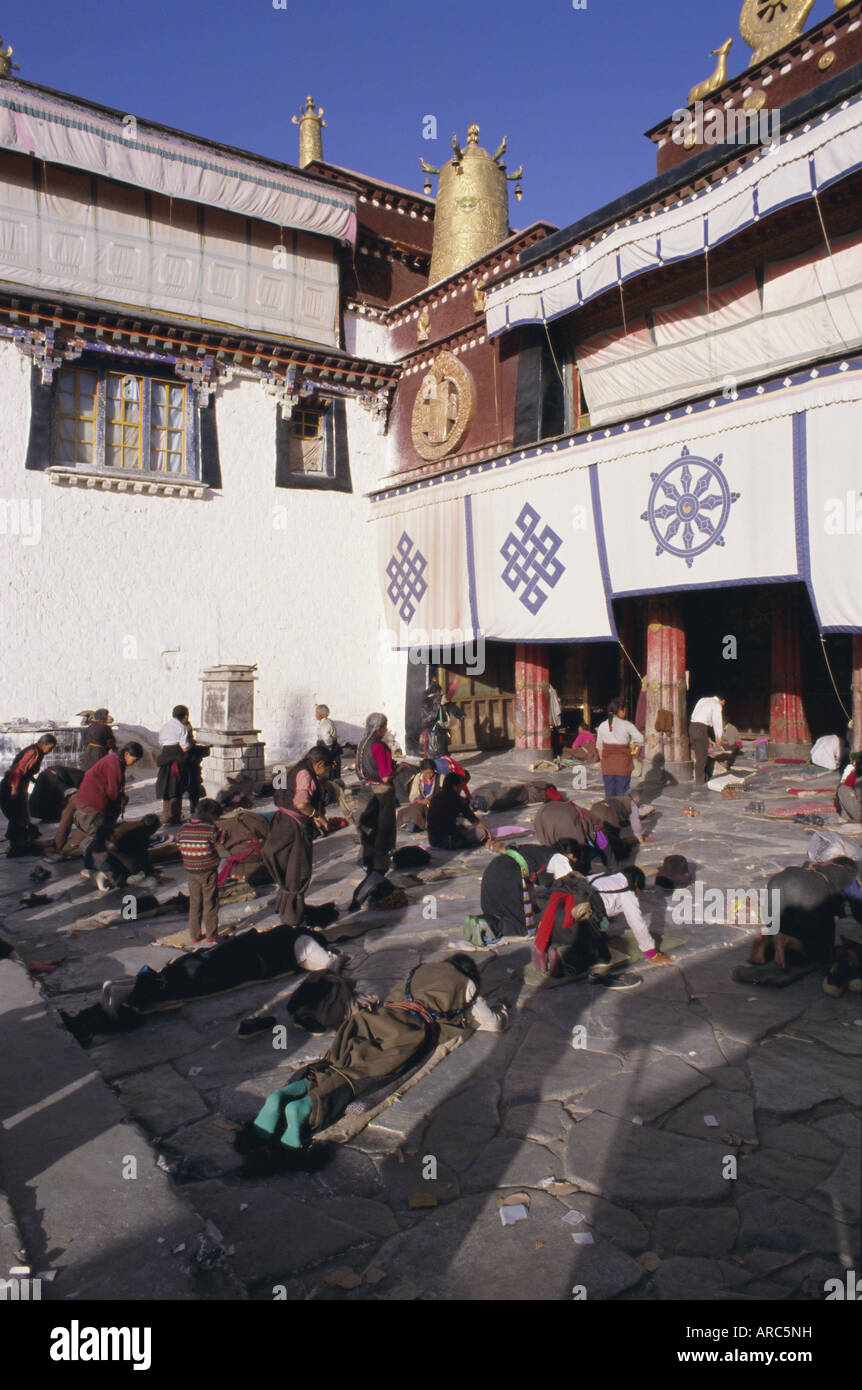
237,1015,277,1040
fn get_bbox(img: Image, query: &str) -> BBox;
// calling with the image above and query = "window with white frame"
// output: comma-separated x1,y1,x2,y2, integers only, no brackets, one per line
54,365,195,476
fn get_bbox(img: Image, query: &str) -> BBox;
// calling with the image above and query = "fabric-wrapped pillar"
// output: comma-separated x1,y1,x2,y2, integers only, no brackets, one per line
515,643,551,751
645,598,690,778
853,635,862,752
769,590,811,757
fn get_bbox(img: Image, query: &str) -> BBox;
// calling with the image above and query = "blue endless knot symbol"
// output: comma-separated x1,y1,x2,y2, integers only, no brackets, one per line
385,531,428,623
500,503,565,615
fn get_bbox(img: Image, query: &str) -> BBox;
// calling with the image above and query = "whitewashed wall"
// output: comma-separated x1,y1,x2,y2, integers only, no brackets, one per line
0,340,407,763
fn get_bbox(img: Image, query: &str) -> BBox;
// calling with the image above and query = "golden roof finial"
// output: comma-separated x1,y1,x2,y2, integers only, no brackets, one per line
739,0,816,68
291,94,326,168
425,124,524,284
0,36,20,78
687,38,733,108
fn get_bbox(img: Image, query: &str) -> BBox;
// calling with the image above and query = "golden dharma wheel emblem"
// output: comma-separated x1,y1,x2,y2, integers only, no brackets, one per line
818,51,835,71
683,129,698,149
411,350,475,462
739,0,816,67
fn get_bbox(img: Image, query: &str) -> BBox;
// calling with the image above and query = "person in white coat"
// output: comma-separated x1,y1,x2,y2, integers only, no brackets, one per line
689,693,727,787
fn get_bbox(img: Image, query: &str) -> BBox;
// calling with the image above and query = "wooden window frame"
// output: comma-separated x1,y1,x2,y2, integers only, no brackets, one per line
53,361,198,480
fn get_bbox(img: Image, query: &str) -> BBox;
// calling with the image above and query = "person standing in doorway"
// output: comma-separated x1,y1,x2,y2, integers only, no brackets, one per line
596,698,644,799
421,680,465,758
548,683,564,760
688,693,727,788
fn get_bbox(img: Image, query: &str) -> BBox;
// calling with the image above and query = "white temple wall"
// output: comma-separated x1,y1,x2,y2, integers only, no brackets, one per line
0,341,407,761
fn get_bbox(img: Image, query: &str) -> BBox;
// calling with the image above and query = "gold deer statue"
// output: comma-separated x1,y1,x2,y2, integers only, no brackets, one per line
0,37,19,78
688,38,733,107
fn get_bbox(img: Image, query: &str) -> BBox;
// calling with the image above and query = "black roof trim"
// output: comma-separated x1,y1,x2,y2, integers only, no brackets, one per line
518,59,862,270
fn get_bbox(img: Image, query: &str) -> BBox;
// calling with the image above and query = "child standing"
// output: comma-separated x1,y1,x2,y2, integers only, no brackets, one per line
177,798,223,947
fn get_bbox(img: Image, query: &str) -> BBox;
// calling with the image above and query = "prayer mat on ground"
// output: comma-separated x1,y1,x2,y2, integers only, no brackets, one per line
522,945,630,989
218,880,257,904
76,892,188,932
763,804,836,819
315,1033,466,1144
787,788,836,796
607,929,689,959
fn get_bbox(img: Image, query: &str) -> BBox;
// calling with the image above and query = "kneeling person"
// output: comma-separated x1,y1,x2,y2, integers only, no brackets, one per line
427,773,492,850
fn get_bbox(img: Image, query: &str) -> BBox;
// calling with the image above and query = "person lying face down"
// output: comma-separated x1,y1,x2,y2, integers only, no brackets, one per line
100,922,342,1020
253,954,508,1149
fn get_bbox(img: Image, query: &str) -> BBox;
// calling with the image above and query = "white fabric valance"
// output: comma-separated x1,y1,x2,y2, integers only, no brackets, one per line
486,95,862,338
373,364,862,638
0,85,357,246
0,162,340,342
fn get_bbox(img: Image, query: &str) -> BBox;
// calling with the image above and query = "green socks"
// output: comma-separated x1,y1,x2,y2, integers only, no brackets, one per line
253,1079,309,1139
280,1095,313,1149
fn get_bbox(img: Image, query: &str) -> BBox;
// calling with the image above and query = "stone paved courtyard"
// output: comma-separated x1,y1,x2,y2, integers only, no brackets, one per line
1,751,860,1302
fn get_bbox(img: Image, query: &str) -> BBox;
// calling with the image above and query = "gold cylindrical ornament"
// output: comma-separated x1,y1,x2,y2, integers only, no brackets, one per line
428,126,510,285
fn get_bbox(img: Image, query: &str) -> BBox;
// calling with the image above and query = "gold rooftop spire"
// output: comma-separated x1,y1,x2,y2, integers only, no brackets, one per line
422,123,523,286
0,35,19,78
292,94,326,168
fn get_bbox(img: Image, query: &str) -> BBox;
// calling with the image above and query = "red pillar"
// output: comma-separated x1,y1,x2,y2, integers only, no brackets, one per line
515,643,551,751
769,589,811,756
852,634,862,752
645,597,689,774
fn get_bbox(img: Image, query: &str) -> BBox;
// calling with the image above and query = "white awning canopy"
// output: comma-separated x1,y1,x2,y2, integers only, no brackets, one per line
486,95,862,339
0,83,357,246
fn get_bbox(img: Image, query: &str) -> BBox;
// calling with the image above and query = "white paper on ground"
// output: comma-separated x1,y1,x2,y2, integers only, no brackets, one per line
500,1204,529,1227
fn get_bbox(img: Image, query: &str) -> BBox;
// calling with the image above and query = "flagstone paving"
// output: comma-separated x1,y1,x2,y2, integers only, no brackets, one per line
0,751,859,1300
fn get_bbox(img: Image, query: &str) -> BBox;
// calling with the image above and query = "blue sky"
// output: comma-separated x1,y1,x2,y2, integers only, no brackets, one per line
0,0,829,232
